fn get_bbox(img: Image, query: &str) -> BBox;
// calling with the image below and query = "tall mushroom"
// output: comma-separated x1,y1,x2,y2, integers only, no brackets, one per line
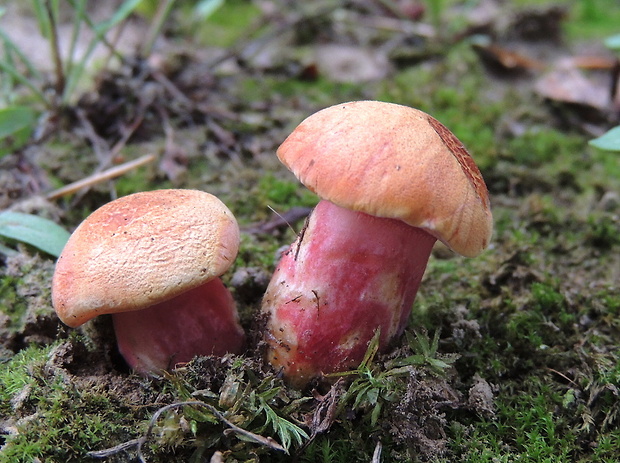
261,101,493,388
52,189,245,374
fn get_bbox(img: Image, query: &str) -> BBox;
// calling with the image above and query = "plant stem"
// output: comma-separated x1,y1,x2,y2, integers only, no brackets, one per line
44,0,66,106
141,0,176,57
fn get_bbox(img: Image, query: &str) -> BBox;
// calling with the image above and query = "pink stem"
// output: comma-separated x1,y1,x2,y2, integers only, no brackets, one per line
262,200,437,387
113,278,245,374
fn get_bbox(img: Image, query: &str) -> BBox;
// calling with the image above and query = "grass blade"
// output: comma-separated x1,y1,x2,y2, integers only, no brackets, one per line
64,0,89,81
62,0,143,102
0,211,70,257
0,29,43,81
93,0,144,34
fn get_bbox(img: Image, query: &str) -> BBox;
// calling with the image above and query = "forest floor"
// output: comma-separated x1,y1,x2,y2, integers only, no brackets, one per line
1,1,620,462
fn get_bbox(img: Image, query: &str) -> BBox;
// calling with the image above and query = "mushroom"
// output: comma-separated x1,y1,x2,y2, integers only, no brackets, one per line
261,101,493,388
52,189,245,374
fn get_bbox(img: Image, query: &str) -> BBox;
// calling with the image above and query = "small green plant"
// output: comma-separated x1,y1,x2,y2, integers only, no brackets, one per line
257,393,309,452
395,329,460,376
0,105,37,156
1,0,142,108
0,0,144,155
329,331,402,428
329,330,458,428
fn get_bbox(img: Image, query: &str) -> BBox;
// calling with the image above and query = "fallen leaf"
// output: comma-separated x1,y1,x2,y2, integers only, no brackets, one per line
314,44,392,83
535,68,610,110
472,42,545,75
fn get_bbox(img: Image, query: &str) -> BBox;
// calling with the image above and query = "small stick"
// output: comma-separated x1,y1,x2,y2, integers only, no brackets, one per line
87,400,285,461
46,154,156,200
372,440,383,463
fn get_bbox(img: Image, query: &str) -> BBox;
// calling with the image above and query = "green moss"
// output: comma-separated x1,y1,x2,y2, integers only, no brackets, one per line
531,282,565,311
564,0,620,40
1,341,153,463
3,0,620,461
0,344,47,414
298,436,358,463
506,129,585,167
113,160,167,199
446,377,586,462
586,213,620,248
259,174,297,205
239,75,366,109
499,0,620,41
0,276,27,329
590,146,620,184
257,174,318,209
235,232,287,270
195,0,262,48
2,384,136,462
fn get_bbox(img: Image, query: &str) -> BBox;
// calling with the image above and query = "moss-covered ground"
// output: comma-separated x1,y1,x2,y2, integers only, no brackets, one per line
1,0,619,462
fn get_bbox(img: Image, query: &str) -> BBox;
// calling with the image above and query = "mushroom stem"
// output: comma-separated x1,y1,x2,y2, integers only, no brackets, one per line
262,200,437,387
112,278,245,374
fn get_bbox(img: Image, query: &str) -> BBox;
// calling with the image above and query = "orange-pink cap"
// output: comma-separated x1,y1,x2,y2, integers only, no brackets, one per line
52,189,239,327
277,101,493,257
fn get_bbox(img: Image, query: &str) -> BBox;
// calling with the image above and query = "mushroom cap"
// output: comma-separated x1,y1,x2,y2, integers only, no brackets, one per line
52,189,239,327
277,100,492,257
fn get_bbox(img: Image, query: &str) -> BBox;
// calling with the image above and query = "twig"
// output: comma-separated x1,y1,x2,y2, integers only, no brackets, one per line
74,107,110,164
547,367,579,388
266,205,302,234
46,154,156,200
297,379,342,453
372,440,383,463
86,400,286,461
85,438,143,458
67,107,145,203
109,113,146,161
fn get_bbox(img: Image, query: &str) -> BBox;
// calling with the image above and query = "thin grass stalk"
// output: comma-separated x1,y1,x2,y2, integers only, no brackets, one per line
43,0,66,103
61,35,101,104
67,0,128,81
63,0,88,88
31,0,52,41
141,0,176,57
1,42,15,106
0,29,44,80
0,58,49,108
62,0,142,103
67,0,128,57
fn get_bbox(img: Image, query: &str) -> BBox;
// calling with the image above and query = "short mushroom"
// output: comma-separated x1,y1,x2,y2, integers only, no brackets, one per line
261,101,492,388
52,189,245,374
